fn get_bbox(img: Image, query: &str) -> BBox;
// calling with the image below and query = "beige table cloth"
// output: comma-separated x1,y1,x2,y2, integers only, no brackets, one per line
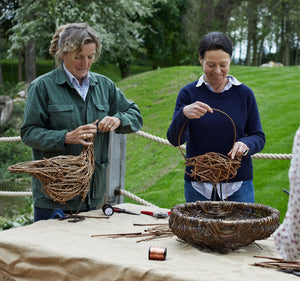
0,203,297,281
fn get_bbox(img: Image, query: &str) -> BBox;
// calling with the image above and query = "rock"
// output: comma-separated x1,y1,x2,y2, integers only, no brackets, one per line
0,96,14,126
261,60,284,67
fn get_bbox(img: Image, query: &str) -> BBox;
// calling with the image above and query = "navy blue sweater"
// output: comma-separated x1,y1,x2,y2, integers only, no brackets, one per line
167,81,265,182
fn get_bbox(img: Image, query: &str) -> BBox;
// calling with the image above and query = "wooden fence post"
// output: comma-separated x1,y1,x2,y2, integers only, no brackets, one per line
105,131,127,205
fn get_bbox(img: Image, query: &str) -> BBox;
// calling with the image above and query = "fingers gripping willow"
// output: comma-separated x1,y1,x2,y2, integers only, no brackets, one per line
178,108,242,186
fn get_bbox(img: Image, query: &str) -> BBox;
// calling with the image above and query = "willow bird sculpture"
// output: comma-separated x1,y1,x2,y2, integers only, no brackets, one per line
7,138,95,219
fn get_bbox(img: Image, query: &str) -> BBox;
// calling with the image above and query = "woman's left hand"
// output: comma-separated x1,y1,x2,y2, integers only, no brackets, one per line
228,141,249,159
98,116,120,132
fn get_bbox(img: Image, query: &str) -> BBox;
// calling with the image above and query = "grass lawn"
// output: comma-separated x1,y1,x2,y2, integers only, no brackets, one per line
118,65,300,222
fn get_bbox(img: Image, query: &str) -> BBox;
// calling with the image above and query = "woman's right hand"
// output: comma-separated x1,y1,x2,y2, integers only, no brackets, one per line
65,120,98,146
183,102,213,119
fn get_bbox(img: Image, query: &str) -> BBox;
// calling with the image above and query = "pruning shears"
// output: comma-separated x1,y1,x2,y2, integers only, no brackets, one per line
113,207,140,215
141,210,171,218
102,204,140,216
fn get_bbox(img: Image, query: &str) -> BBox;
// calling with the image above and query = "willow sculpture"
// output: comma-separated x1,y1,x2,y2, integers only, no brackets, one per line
178,108,241,197
7,138,95,217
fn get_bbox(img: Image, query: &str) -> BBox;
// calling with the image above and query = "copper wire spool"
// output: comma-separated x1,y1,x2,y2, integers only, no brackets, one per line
7,137,95,206
178,108,241,185
148,246,167,260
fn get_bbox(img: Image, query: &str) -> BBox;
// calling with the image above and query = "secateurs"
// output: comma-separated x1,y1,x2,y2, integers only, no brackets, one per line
141,210,171,219
102,204,140,216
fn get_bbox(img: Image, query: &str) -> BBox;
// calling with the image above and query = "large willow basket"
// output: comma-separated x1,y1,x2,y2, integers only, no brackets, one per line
169,201,280,253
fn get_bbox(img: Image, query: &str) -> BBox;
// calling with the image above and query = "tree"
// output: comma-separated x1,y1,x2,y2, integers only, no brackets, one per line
0,0,19,84
0,59,2,85
245,1,259,66
141,0,186,69
2,0,300,79
181,0,244,64
5,0,51,83
278,0,300,66
96,0,155,78
4,0,157,81
228,2,248,64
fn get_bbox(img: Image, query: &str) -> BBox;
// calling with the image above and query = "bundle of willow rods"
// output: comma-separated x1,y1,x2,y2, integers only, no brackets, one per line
91,223,173,243
7,138,95,205
178,108,241,184
253,256,300,276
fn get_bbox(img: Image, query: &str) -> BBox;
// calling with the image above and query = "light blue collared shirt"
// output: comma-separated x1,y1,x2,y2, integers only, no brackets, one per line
196,75,241,92
63,63,90,101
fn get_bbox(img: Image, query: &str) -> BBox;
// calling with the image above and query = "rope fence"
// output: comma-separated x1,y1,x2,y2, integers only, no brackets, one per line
0,136,21,142
0,191,32,197
134,130,292,160
0,132,292,203
1,132,293,160
0,188,160,209
115,187,159,208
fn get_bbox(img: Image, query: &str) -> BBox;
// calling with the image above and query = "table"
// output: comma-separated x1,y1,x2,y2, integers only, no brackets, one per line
0,203,297,281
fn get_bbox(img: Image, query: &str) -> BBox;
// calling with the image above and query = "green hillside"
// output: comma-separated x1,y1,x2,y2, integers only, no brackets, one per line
118,65,300,221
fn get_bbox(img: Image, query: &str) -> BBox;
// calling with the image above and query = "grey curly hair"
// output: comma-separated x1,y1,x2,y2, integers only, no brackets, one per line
49,23,101,66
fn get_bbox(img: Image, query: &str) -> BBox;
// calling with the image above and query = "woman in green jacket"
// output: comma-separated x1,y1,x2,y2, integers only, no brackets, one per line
21,23,143,221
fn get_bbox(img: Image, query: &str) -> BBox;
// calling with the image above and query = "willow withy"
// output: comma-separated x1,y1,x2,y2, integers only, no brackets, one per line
91,223,173,243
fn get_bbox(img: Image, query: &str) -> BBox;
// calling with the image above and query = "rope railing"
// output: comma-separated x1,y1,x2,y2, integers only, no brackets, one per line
114,187,159,208
250,153,292,160
0,133,293,160
0,136,22,142
0,132,292,202
0,191,32,197
134,130,292,160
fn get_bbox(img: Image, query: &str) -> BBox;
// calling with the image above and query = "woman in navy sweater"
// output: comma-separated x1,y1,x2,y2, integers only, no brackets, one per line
167,32,265,203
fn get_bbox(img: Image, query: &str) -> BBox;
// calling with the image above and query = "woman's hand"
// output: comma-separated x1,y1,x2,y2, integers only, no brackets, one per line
65,120,98,146
228,141,249,159
98,116,120,132
183,102,213,119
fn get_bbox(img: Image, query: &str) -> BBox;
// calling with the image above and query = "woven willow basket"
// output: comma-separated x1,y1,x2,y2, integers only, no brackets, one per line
169,201,280,253
178,108,241,185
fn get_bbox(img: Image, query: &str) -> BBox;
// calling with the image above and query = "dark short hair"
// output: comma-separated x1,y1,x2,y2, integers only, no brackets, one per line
198,31,233,58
